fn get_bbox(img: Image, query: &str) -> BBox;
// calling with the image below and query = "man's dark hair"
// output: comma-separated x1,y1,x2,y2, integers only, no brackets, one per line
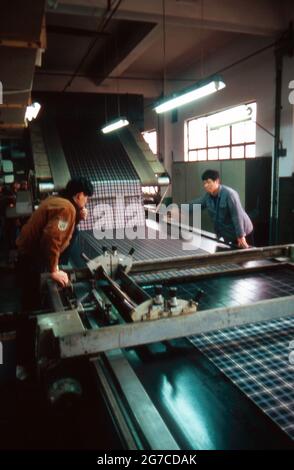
65,177,94,198
201,169,220,181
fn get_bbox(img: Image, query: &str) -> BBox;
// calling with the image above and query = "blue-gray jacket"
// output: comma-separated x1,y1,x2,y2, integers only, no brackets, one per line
189,185,253,242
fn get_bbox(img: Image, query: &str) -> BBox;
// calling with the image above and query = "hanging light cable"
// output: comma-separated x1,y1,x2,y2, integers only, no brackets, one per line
154,0,225,114
101,18,129,134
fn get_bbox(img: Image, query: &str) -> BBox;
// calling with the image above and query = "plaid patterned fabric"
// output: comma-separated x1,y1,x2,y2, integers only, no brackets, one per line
190,317,294,440
79,181,145,231
58,123,145,231
140,268,294,309
59,128,140,182
132,263,244,284
79,229,207,260
140,267,294,440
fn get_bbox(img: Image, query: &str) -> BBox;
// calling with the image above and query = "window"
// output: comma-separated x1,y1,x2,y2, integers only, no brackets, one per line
142,129,157,155
185,102,256,161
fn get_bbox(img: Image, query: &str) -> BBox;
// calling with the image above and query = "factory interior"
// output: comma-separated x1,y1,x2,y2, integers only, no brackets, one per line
1,0,294,452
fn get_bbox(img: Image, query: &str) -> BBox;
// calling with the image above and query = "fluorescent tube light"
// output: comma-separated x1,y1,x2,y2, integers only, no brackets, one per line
154,76,225,114
25,102,41,122
208,104,254,130
101,117,129,134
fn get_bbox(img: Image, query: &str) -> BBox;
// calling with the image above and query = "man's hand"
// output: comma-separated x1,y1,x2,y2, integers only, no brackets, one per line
237,236,249,249
51,270,69,287
166,206,180,223
80,207,88,220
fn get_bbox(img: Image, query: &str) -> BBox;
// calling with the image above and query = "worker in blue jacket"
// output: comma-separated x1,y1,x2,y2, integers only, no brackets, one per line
190,169,253,248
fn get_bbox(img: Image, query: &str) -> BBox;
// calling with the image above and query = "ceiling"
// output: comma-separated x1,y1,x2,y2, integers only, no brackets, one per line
0,0,46,139
1,0,293,138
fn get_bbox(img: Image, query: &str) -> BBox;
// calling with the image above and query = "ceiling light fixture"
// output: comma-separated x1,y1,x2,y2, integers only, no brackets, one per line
101,24,129,135
25,102,41,122
208,104,254,130
101,117,129,134
154,75,226,114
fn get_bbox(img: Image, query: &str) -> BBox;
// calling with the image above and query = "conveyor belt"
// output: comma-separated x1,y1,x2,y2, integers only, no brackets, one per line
125,338,292,449
141,267,294,308
190,316,294,440
140,266,294,440
80,220,229,261
57,121,145,231
58,123,140,183
78,228,227,262
132,263,255,284
78,180,145,231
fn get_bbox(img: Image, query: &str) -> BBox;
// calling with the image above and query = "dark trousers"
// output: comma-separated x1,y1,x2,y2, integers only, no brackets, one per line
15,254,42,313
15,254,41,367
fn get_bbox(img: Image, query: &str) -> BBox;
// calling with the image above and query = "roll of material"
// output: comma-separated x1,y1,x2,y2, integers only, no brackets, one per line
157,174,170,186
38,181,55,193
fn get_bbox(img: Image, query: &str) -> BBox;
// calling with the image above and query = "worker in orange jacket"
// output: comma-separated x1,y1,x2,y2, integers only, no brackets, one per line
16,176,94,312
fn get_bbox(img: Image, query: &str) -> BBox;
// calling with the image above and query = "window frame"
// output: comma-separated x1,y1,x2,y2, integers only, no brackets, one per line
185,102,256,162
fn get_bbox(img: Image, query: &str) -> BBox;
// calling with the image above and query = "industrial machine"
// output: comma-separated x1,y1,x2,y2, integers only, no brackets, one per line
27,241,294,450
2,114,292,450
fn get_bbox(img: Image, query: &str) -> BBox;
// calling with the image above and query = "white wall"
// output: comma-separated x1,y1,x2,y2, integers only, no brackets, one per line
280,54,294,177
144,34,294,182
144,99,173,180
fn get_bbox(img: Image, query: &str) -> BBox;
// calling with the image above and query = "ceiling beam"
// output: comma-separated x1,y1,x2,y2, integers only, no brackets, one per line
101,24,161,81
0,123,26,129
33,73,161,98
46,24,110,37
0,39,41,49
0,104,25,109
54,0,285,37
40,14,47,50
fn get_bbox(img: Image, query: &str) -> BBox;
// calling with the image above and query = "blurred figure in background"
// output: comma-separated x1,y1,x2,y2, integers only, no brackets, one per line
20,180,29,191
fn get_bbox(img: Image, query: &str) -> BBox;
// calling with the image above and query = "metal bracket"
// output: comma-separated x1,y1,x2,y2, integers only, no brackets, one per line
131,298,198,322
